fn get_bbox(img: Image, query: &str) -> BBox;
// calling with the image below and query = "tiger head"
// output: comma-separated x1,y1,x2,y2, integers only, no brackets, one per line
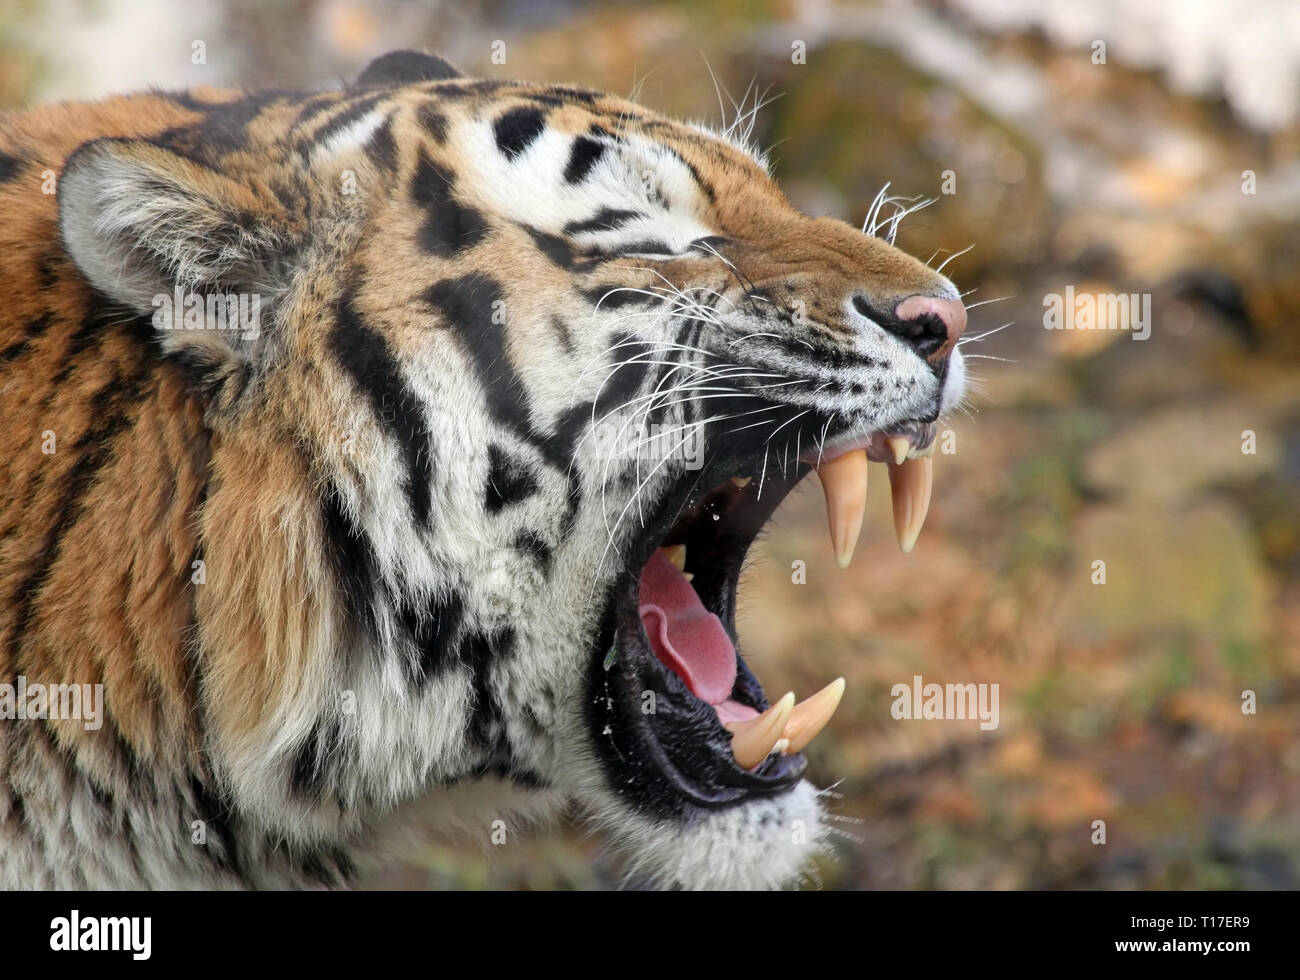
56,51,967,888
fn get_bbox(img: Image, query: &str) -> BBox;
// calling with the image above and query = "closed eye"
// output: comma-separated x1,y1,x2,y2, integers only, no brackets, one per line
606,235,734,259
612,239,679,257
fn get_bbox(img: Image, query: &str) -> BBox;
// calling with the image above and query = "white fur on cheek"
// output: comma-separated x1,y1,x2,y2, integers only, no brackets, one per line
941,347,967,415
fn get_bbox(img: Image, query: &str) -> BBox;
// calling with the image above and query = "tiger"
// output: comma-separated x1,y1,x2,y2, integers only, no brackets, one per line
0,50,968,890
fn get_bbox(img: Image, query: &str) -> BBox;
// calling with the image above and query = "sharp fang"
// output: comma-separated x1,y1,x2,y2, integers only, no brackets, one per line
782,678,846,754
815,450,869,569
730,476,752,487
886,435,911,466
771,738,790,756
662,544,687,571
725,691,795,769
682,572,694,582
887,455,933,554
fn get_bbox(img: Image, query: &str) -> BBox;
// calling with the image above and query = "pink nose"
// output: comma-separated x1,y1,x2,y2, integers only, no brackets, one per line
894,294,967,363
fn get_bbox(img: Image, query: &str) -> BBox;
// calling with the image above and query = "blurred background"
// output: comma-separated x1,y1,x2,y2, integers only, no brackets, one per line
4,0,1298,889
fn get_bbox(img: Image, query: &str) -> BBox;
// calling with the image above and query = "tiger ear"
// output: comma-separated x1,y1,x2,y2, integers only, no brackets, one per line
353,50,462,87
58,138,290,355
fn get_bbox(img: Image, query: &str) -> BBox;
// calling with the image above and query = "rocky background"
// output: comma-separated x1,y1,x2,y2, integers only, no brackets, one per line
5,0,1298,889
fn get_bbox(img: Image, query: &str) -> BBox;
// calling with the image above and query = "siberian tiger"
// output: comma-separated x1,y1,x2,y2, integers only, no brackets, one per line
0,51,967,889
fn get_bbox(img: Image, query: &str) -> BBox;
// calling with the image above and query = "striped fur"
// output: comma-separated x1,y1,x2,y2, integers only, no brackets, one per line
0,52,965,889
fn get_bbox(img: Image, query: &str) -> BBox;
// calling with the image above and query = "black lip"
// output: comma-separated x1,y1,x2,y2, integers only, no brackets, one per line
586,458,809,815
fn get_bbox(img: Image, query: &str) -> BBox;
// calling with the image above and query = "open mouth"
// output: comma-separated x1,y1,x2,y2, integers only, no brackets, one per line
590,418,939,811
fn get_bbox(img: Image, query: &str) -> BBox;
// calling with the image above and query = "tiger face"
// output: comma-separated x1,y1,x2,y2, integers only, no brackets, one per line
8,51,966,889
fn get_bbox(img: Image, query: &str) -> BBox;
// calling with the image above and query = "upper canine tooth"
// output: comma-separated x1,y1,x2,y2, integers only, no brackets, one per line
886,435,911,466
662,544,687,571
730,476,752,487
887,456,933,554
725,692,795,769
782,678,846,754
815,450,869,569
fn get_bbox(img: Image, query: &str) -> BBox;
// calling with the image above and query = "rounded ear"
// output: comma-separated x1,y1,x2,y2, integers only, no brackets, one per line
58,138,290,313
353,50,462,87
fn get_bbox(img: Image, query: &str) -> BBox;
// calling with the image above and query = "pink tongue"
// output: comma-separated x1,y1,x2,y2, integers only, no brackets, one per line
639,550,741,706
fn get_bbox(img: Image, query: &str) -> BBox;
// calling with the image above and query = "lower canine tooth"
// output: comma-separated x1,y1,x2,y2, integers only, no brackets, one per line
725,691,795,769
771,738,790,756
782,678,846,754
662,544,687,571
887,455,933,554
886,435,911,466
730,476,751,487
815,450,869,569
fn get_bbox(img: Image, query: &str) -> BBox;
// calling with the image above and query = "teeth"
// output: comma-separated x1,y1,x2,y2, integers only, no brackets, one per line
887,455,933,554
815,450,869,569
771,738,790,756
725,691,795,769
662,544,687,571
730,476,752,487
886,435,911,465
782,678,846,754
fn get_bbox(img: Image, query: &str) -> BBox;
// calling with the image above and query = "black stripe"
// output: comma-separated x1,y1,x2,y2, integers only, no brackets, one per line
462,628,511,748
0,153,21,183
484,444,538,513
670,149,718,205
156,90,290,163
291,95,341,130
607,239,675,256
424,276,584,478
330,293,435,525
48,306,132,392
295,848,355,887
8,368,147,661
512,530,553,574
423,275,533,441
289,721,342,802
189,774,243,877
552,86,600,104
549,315,575,355
363,112,398,173
583,284,657,310
563,207,644,235
493,106,546,160
310,94,385,155
399,589,465,683
523,226,575,268
34,251,59,290
417,103,449,142
486,761,551,790
563,135,606,183
593,339,654,421
410,148,488,255
319,481,379,638
419,80,507,100
549,402,591,462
